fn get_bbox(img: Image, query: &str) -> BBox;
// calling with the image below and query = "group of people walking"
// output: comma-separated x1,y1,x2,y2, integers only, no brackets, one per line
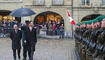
74,16,105,60
10,21,37,60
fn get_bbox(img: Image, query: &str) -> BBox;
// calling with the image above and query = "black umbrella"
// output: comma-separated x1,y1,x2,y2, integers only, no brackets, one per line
10,8,36,17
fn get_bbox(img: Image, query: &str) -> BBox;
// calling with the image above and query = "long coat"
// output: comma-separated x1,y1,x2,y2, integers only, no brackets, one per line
10,29,22,49
24,27,37,51
21,26,28,47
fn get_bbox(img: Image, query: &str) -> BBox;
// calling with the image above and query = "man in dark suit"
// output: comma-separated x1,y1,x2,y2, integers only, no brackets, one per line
10,24,22,60
24,22,37,60
21,21,30,60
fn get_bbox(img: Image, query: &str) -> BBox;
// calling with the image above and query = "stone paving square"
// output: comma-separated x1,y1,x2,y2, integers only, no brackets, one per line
0,38,77,60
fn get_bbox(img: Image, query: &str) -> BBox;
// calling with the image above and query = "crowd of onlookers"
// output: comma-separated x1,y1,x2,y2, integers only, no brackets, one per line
46,20,64,38
0,19,64,38
0,19,21,37
0,20,21,29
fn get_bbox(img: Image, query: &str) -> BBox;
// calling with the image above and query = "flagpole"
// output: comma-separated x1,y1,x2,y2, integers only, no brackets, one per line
71,0,74,39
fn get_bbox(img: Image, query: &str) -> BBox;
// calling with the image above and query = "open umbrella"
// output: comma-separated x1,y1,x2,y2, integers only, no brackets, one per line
10,8,35,17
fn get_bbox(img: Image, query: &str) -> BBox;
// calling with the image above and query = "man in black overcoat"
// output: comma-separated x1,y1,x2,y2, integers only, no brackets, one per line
21,21,30,60
10,24,22,60
24,21,37,60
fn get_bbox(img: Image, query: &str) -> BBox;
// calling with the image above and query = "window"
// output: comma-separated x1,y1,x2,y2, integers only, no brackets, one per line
102,0,105,5
82,0,90,6
33,0,45,5
52,0,64,5
2,0,22,2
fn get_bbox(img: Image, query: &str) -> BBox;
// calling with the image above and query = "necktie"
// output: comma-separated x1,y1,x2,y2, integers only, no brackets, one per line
15,30,18,34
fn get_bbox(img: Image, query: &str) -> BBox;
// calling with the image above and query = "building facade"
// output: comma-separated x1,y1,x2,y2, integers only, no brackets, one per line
0,0,105,33
73,0,105,22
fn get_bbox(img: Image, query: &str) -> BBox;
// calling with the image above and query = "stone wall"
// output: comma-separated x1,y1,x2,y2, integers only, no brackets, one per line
0,0,105,32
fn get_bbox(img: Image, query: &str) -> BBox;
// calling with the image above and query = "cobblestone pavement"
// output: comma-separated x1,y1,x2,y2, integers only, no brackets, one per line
0,38,77,60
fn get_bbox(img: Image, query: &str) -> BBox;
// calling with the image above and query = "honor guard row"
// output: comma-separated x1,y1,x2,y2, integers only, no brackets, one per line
74,15,105,60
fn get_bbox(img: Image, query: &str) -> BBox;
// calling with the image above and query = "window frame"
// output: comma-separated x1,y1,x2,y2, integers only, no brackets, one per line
52,0,64,6
102,0,105,5
82,0,90,6
33,0,45,6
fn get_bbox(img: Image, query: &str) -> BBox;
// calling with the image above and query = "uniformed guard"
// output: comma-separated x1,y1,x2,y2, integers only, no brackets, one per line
75,15,105,60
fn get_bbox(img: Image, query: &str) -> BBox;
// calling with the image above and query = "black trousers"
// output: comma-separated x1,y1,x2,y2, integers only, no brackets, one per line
12,49,21,60
23,46,31,59
23,46,35,60
30,47,35,60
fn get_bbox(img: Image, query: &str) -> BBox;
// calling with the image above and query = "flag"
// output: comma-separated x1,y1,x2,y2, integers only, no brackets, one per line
67,11,76,25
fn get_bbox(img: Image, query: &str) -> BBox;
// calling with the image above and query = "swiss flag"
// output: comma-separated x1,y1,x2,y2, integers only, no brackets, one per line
67,11,76,25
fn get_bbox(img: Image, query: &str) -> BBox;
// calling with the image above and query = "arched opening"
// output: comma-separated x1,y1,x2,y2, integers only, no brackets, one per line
34,11,64,25
0,10,21,23
0,10,11,16
34,11,64,36
81,14,102,21
0,10,21,38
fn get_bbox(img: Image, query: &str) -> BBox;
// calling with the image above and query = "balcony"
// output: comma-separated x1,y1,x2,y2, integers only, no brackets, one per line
33,0,45,6
52,0,64,6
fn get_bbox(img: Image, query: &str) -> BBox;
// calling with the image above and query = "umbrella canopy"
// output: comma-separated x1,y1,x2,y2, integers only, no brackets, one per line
10,8,35,17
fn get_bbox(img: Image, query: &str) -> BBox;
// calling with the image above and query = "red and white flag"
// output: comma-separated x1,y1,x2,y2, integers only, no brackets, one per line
67,11,76,25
